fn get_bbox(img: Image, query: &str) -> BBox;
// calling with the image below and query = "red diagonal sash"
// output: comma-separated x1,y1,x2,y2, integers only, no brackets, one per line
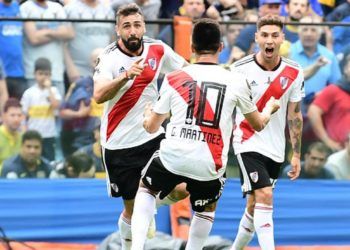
239,65,299,142
106,45,164,141
167,70,224,171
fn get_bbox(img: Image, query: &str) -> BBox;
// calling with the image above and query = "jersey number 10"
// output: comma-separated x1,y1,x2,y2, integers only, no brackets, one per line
183,81,226,129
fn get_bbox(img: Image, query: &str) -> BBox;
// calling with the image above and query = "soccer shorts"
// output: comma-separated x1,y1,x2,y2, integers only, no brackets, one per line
237,152,282,197
102,134,165,200
142,152,226,212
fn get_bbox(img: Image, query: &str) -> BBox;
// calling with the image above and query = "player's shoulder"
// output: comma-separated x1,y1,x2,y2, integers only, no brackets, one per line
230,54,255,69
143,36,166,46
281,56,302,70
101,42,118,56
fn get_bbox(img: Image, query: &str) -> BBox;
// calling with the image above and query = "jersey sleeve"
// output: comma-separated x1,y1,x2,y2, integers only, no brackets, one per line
289,66,305,102
160,43,186,74
20,90,30,114
153,76,172,114
93,51,114,81
235,73,257,114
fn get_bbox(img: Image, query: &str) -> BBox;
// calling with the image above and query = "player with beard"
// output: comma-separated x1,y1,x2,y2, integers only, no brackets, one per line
229,15,304,250
93,3,188,250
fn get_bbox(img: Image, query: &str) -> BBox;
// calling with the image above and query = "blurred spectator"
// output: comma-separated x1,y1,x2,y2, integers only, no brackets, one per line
281,142,334,179
157,0,206,47
21,58,62,162
110,0,161,38
206,0,245,21
20,0,74,96
1,130,52,178
76,120,103,172
61,48,103,157
283,0,310,42
289,16,341,112
0,0,27,100
325,133,350,179
0,60,8,117
325,0,350,21
50,151,96,178
64,0,114,79
319,0,347,16
218,23,243,64
307,53,350,151
230,0,282,62
159,0,182,18
332,15,350,55
0,98,23,173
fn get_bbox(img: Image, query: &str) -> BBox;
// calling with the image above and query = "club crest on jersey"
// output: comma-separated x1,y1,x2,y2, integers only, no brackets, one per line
148,58,157,70
250,171,259,183
280,77,289,89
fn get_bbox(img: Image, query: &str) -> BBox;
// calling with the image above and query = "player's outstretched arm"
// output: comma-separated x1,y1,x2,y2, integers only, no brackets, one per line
287,101,303,180
244,96,280,132
143,102,169,134
94,58,147,104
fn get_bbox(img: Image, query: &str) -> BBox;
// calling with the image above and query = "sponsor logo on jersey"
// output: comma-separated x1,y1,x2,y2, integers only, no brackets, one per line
249,80,258,86
280,77,289,89
250,171,259,183
148,58,157,70
119,66,126,74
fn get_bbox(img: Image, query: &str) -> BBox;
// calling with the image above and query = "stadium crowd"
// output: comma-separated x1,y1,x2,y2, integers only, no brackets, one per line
0,0,349,181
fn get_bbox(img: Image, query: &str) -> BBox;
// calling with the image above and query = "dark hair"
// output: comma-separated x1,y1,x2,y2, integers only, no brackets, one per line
22,130,43,145
192,18,221,54
116,3,143,24
34,57,51,72
65,152,94,176
306,142,330,155
3,98,21,113
257,14,284,31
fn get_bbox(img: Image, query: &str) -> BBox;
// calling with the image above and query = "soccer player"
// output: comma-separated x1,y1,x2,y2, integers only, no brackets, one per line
93,3,187,249
229,15,304,250
131,18,280,250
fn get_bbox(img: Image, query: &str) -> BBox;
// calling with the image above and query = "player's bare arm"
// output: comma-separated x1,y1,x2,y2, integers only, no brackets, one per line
287,101,303,180
244,96,280,132
143,102,168,134
94,58,147,104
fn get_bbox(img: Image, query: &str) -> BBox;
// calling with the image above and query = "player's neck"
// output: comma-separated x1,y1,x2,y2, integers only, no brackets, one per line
256,52,281,71
117,39,143,57
195,54,218,64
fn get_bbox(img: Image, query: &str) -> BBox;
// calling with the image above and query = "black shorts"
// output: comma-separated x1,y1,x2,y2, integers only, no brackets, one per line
142,153,226,212
237,152,282,197
102,134,165,200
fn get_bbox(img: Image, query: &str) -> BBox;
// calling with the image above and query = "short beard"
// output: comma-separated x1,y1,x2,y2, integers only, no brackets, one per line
122,36,143,52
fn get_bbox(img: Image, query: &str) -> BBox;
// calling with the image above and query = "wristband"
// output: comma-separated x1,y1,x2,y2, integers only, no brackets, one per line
125,71,132,80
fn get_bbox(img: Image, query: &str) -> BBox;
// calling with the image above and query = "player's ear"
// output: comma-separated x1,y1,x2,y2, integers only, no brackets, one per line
191,43,195,53
218,42,224,52
115,25,120,36
254,32,258,43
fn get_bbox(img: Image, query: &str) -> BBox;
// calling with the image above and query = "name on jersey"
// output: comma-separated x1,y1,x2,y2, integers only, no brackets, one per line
171,127,221,146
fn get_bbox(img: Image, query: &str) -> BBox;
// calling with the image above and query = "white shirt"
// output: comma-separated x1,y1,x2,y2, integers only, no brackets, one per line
94,38,185,150
231,54,305,162
154,63,256,181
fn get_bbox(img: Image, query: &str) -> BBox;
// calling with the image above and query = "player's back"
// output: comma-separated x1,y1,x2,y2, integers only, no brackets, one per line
154,63,255,181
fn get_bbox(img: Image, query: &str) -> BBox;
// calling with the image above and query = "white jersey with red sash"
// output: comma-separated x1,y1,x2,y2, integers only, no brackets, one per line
231,54,305,162
153,63,256,181
94,38,185,150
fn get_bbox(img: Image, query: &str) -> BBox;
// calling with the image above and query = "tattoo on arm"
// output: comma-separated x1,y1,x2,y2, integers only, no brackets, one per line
288,117,302,154
294,102,301,113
